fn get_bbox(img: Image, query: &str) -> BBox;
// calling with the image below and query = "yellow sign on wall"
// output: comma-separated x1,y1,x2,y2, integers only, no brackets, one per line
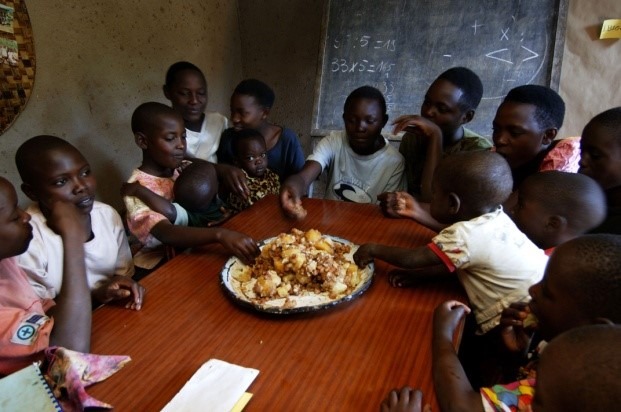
600,19,621,39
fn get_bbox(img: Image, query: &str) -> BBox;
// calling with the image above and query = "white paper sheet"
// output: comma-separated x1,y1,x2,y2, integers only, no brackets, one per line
160,359,259,412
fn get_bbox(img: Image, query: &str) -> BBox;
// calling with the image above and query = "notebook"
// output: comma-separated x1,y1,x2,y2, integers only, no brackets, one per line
0,363,61,412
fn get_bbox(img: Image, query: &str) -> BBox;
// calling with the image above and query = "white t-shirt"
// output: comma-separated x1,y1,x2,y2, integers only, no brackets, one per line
17,202,135,299
307,131,406,203
429,208,548,334
185,112,229,163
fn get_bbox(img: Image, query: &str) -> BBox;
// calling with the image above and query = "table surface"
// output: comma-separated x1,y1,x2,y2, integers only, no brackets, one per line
89,195,465,411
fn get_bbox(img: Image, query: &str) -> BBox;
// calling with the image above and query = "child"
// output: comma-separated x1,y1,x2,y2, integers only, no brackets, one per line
420,233,621,412
122,160,229,228
0,177,91,375
354,151,548,336
124,101,260,271
394,67,491,200
578,107,621,234
225,129,280,212
217,78,305,181
512,171,606,251
163,61,228,163
280,86,406,218
15,136,143,310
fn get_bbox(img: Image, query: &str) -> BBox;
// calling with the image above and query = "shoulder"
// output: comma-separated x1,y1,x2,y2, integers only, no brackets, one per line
279,127,299,140
91,202,123,223
204,112,228,126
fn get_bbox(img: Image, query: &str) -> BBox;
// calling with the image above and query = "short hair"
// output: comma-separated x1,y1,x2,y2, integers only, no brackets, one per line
164,61,205,88
436,67,483,111
520,171,607,234
584,106,621,142
131,102,181,135
233,79,275,108
15,135,82,184
503,85,565,129
343,85,387,115
436,151,513,212
174,161,218,213
555,234,621,322
539,325,621,411
231,129,266,158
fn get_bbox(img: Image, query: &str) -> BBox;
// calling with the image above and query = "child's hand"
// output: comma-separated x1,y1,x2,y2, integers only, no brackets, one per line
280,185,307,220
121,181,143,197
47,200,89,242
218,164,250,200
218,229,260,265
206,207,235,227
433,300,471,342
353,244,375,267
380,387,431,412
93,275,145,310
378,192,418,220
391,115,442,139
499,302,535,353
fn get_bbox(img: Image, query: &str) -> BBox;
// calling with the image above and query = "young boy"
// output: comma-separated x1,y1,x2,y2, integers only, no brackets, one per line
0,177,91,375
425,234,621,412
125,102,260,271
225,129,280,212
280,86,405,218
15,136,143,310
578,107,621,234
354,151,548,335
512,171,607,251
394,67,491,200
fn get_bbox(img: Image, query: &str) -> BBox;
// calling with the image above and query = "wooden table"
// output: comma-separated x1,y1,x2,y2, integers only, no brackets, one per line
89,195,465,411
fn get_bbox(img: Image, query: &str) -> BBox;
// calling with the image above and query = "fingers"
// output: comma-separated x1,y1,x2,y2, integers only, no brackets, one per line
444,300,471,314
126,281,145,311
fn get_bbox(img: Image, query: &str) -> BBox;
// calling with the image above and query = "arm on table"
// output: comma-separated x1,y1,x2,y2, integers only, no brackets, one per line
377,192,446,232
354,243,443,270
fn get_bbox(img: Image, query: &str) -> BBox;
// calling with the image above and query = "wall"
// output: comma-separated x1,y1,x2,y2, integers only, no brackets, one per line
1,0,243,209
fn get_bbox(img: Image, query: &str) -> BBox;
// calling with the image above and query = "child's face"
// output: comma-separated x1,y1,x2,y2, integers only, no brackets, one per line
343,97,386,155
579,122,621,190
24,148,97,216
0,178,32,259
164,69,207,125
235,138,268,178
528,249,588,342
421,79,469,139
512,185,548,249
142,114,187,170
492,102,550,169
230,94,267,131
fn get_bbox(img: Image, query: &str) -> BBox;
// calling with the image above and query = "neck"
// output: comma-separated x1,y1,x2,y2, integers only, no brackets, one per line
443,126,464,147
139,158,175,178
185,113,205,133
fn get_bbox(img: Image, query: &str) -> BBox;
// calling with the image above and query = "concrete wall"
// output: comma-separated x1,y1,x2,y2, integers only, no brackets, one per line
2,0,242,209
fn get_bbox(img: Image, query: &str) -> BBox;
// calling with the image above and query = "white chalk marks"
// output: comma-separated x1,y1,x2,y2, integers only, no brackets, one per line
485,45,540,65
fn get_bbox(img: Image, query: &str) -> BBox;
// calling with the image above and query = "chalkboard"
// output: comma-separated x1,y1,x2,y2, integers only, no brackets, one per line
312,0,568,137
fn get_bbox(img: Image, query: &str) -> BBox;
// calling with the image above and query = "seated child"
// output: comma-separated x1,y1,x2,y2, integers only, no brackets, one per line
354,150,548,335
217,78,305,181
280,86,406,217
122,160,228,228
15,135,143,310
512,171,606,251
163,61,228,163
124,101,260,271
395,67,491,200
578,107,621,234
0,177,91,375
420,233,621,412
225,129,280,212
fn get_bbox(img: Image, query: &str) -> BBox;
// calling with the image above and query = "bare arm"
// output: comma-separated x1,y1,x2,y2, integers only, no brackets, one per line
280,160,322,218
122,181,177,222
353,243,442,269
432,301,484,412
46,201,91,352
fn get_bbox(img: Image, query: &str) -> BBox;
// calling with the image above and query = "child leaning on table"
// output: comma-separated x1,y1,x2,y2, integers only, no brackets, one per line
15,135,144,310
0,176,91,376
354,150,548,335
382,234,621,412
280,86,406,218
124,102,260,272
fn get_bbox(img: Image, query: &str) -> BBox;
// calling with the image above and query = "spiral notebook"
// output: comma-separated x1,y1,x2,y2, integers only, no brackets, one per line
0,363,61,412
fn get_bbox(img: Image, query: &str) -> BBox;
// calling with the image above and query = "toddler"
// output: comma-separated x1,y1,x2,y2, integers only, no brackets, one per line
124,102,259,271
280,85,406,218
15,136,143,310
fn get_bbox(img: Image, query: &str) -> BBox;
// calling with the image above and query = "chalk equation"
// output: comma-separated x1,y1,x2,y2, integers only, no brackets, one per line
332,35,397,51
330,58,396,74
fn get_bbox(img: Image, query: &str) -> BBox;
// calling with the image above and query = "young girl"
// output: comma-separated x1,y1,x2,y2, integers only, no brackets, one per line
225,129,280,212
0,176,91,375
163,61,228,163
15,136,144,310
280,86,406,218
217,79,305,181
124,102,260,272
